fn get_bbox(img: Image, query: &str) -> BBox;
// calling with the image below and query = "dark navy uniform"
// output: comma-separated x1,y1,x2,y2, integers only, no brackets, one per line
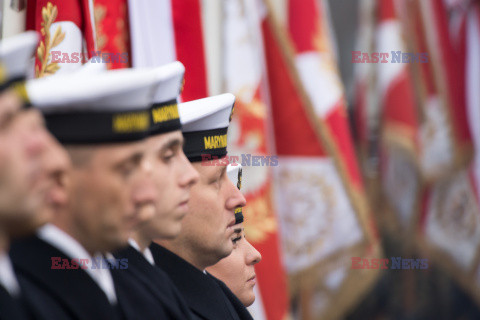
10,235,170,320
150,243,253,320
10,235,121,320
113,245,194,319
0,284,29,320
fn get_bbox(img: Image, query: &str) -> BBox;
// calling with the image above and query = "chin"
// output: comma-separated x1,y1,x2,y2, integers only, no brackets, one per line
220,243,234,259
5,215,42,238
109,234,130,251
158,226,182,240
241,293,256,307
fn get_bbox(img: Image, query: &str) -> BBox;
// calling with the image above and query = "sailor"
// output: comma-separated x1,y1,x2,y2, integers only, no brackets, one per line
0,31,69,320
9,67,168,319
113,61,199,319
151,93,252,320
207,164,262,311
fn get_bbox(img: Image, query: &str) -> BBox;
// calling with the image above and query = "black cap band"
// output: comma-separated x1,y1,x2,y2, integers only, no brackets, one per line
235,207,244,224
234,166,243,224
45,108,150,144
149,99,182,136
183,127,228,162
0,75,25,93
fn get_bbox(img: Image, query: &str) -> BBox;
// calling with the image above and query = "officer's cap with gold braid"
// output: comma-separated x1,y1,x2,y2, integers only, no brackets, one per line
149,62,184,136
179,93,235,162
26,68,157,144
227,164,243,224
0,31,38,95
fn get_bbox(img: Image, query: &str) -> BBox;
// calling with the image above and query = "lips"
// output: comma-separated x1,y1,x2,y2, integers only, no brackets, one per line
227,218,236,228
178,199,189,208
247,274,256,284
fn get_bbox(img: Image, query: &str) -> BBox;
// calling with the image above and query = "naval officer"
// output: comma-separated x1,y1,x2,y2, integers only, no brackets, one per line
151,94,253,320
207,164,261,310
113,61,199,320
0,31,69,320
10,67,169,319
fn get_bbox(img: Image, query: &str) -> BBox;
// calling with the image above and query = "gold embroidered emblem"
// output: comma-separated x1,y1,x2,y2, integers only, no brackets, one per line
236,87,266,119
36,2,65,78
93,2,107,51
114,3,129,54
436,171,479,240
244,191,277,243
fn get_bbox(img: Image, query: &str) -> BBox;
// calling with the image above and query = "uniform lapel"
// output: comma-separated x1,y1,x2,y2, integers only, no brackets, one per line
0,284,29,320
150,243,239,320
10,235,117,320
113,245,193,319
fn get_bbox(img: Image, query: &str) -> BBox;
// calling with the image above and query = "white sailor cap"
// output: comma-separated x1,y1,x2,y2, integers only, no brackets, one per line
227,163,243,224
73,59,108,75
227,163,242,190
0,31,38,93
179,93,236,161
149,61,185,135
26,68,158,144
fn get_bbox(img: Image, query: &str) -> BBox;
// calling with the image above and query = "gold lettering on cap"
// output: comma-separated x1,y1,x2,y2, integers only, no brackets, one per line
152,103,179,124
113,111,149,133
204,134,227,150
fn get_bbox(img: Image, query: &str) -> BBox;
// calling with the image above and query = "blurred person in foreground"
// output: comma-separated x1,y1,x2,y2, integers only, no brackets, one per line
10,67,171,319
0,31,70,320
207,164,262,307
152,94,253,319
113,61,199,319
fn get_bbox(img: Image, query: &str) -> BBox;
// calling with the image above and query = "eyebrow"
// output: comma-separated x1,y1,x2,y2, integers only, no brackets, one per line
233,228,242,234
160,137,183,152
115,150,144,169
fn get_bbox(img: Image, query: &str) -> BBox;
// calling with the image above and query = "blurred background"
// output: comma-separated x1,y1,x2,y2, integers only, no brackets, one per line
2,0,479,319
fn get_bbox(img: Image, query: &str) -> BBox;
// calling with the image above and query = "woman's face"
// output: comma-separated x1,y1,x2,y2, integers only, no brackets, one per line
207,225,262,306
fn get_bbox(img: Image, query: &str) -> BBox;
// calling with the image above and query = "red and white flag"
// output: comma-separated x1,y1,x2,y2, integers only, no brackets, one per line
412,0,473,181
92,0,131,69
219,1,290,319
262,0,380,318
128,1,290,318
128,0,208,101
419,0,480,303
377,0,422,231
353,0,377,174
26,0,97,77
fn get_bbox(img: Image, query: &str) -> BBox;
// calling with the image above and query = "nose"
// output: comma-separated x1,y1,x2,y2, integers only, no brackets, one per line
178,152,199,188
41,133,70,179
246,240,261,265
17,109,53,160
225,179,247,210
132,177,157,222
132,177,157,207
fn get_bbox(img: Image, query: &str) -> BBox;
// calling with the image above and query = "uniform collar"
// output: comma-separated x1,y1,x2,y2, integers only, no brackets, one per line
37,224,118,304
0,251,20,296
128,238,155,265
